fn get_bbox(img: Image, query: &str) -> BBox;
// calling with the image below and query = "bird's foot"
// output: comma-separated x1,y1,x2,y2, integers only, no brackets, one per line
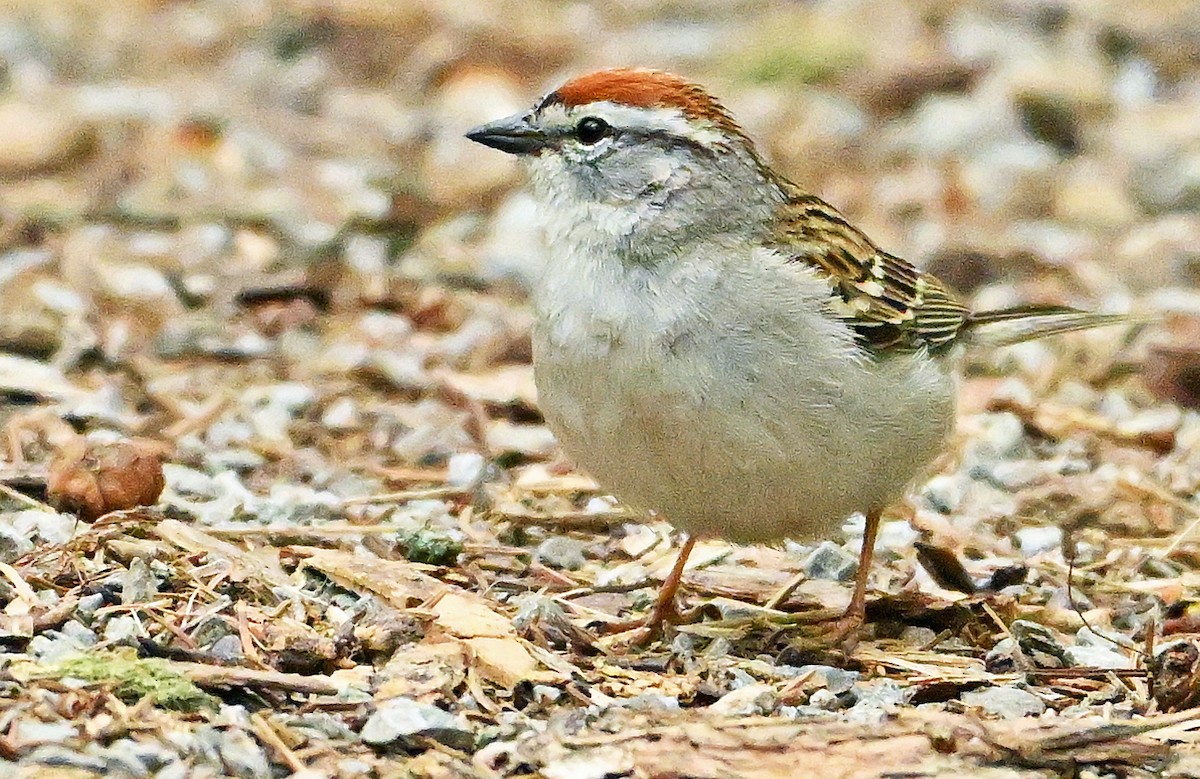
787,600,871,655
820,607,868,649
600,596,702,646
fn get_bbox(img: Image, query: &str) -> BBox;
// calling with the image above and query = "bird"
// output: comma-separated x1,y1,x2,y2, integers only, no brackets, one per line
466,68,1128,642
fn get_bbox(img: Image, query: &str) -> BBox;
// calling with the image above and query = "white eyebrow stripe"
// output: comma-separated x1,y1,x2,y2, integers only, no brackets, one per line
549,101,728,146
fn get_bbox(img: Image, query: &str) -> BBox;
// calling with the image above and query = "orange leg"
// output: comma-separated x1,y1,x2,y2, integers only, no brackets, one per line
829,505,883,639
604,535,697,638
645,534,697,627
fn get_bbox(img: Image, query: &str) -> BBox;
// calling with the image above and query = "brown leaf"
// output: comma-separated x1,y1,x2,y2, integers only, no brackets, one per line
46,437,166,521
296,547,565,688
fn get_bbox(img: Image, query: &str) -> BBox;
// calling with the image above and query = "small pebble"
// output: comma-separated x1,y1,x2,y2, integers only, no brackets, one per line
337,759,374,777
1015,526,1063,556
709,684,777,716
0,522,34,562
103,614,146,644
798,665,859,695
23,745,106,773
75,593,106,624
922,474,962,513
320,397,360,430
59,620,97,646
1010,620,1071,667
619,694,680,712
534,536,587,571
360,697,473,750
802,540,858,581
10,720,79,748
846,679,905,725
972,412,1027,460
988,461,1048,490
217,727,271,779
962,686,1046,718
446,452,486,488
121,557,160,605
807,688,842,711
876,519,919,550
1064,645,1133,669
210,635,244,662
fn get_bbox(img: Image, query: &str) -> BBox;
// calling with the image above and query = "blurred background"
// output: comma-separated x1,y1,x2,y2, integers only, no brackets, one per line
1,0,1199,535
2,0,1199,339
3,0,1199,533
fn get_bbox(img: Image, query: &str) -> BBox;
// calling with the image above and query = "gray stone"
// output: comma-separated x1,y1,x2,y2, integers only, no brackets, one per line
103,614,145,643
320,397,360,430
846,679,905,724
1131,150,1200,214
898,626,939,647
121,557,159,605
988,461,1048,491
709,683,776,716
807,688,842,710
620,694,681,712
18,509,78,545
59,620,97,646
984,637,1023,673
103,737,177,776
11,720,79,748
75,593,106,624
726,667,758,691
152,760,190,779
665,633,693,658
797,665,859,695
337,758,374,777
922,474,962,513
446,452,486,488
360,697,473,750
1010,620,1070,667
534,536,587,571
217,727,271,779
1064,644,1133,670
876,520,919,551
962,686,1046,718
972,413,1027,460
0,522,33,562
24,745,106,773
210,635,244,662
286,712,358,742
784,704,840,720
802,541,857,581
28,628,92,664
531,685,561,705
192,615,238,647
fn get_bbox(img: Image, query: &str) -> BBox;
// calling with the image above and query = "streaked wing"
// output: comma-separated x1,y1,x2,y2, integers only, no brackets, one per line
774,189,969,354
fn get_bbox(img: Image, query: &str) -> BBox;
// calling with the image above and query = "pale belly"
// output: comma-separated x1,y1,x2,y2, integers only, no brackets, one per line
533,322,956,543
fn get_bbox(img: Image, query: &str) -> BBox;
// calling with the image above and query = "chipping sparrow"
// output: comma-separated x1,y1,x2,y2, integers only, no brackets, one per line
467,68,1127,640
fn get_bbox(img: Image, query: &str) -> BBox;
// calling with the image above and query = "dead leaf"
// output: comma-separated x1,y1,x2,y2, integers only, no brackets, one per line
296,547,563,688
47,436,167,521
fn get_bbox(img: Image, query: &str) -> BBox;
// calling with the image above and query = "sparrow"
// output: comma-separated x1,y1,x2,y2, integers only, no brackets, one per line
467,68,1128,641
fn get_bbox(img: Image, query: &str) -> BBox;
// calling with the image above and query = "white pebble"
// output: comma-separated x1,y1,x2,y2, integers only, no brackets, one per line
1015,526,1062,556
446,452,486,488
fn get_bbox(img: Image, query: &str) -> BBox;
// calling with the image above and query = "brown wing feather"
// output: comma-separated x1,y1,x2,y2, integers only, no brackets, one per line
774,188,969,354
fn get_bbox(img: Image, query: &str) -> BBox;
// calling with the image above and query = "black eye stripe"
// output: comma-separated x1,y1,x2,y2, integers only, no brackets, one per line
549,122,723,162
619,128,723,160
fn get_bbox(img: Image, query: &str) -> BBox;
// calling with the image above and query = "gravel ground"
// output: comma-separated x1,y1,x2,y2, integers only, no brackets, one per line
1,1,1200,777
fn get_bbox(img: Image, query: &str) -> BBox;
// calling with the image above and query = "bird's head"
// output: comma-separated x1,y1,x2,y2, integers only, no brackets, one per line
467,68,782,254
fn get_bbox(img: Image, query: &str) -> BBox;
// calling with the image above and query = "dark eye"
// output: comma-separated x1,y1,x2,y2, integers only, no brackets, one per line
575,117,611,145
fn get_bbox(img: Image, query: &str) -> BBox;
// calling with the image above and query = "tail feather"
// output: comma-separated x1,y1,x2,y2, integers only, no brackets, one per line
964,304,1131,348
